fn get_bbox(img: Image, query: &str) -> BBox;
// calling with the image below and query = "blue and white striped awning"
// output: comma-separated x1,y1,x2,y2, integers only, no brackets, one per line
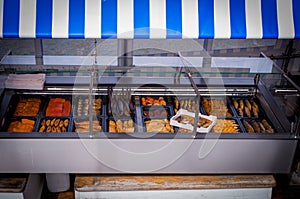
0,0,299,39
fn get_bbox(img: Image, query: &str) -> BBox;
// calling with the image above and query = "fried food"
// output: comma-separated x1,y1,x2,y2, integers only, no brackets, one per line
109,119,135,133
250,120,261,133
7,119,35,132
233,99,260,117
145,119,174,133
39,118,69,133
244,107,251,117
233,100,239,109
13,98,41,116
74,120,102,133
213,119,239,133
243,120,254,133
141,96,167,107
262,119,274,133
176,115,212,129
239,100,244,111
245,99,252,111
202,99,232,117
243,119,274,133
252,106,259,118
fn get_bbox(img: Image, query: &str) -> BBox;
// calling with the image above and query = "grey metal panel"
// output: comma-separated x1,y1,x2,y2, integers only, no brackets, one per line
0,56,36,65
0,139,296,173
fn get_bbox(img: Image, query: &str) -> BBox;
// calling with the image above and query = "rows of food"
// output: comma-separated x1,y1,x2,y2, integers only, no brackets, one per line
232,99,259,117
2,94,277,134
7,118,36,132
75,98,102,117
176,114,212,133
74,119,102,133
13,98,41,116
242,119,274,133
109,119,135,133
38,118,69,133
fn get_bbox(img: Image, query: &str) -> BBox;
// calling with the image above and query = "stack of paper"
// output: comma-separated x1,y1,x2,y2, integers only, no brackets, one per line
5,74,45,90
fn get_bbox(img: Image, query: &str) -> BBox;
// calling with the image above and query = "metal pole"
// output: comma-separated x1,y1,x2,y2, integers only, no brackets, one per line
118,39,133,66
34,39,44,65
118,39,125,66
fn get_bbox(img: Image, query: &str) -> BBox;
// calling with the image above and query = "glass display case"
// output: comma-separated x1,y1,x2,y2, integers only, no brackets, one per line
0,47,299,174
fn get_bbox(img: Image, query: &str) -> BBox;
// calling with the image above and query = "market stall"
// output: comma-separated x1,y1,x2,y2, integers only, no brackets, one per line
0,0,300,197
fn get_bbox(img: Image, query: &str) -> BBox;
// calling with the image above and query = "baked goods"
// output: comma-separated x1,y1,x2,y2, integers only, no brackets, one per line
74,120,102,133
243,119,274,133
141,96,167,106
174,98,197,113
13,98,41,116
176,115,212,128
7,119,35,132
177,115,212,133
46,98,71,116
233,99,259,117
213,119,239,133
145,119,174,133
76,98,102,117
202,99,232,117
39,118,69,132
109,119,135,133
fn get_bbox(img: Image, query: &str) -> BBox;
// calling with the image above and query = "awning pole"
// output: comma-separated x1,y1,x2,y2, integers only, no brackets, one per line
118,39,125,66
118,39,133,67
34,39,44,65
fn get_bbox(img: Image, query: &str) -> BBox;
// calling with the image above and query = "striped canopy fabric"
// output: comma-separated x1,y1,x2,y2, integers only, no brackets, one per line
0,0,299,39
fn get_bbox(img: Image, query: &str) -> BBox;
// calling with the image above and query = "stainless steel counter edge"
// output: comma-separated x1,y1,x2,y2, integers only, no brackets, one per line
0,139,296,174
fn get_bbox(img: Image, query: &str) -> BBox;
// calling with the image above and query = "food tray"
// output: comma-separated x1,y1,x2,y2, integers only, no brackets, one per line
3,117,38,133
230,97,263,118
202,97,234,118
37,117,72,133
73,96,105,117
173,96,203,114
170,109,217,133
143,106,171,118
109,94,135,118
143,118,174,133
43,96,72,117
6,95,44,117
73,117,104,133
212,118,242,133
108,118,136,133
241,118,274,133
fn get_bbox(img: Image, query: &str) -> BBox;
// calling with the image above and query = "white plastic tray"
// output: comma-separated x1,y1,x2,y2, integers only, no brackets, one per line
170,109,217,133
